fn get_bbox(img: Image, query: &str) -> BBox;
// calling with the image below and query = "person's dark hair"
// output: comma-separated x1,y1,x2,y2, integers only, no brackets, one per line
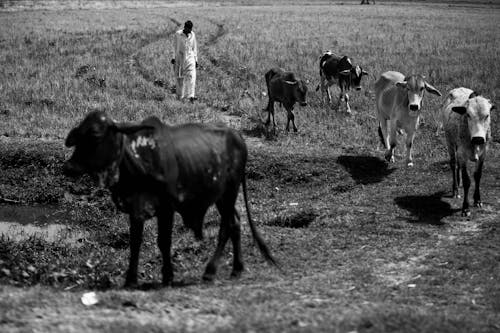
184,20,193,30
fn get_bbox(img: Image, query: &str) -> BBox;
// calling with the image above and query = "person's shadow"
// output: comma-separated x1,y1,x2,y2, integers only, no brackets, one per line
394,191,460,225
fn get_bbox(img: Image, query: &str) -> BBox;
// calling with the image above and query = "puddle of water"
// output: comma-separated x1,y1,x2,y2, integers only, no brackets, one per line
0,204,86,245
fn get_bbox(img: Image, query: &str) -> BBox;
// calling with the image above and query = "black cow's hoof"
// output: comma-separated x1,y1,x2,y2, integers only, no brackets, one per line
230,269,244,279
202,273,215,283
162,279,173,287
474,201,482,208
202,264,216,282
461,209,471,217
124,281,139,289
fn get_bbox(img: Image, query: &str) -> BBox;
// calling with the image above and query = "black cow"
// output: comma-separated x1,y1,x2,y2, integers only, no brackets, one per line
315,51,368,113
64,111,276,288
264,67,308,132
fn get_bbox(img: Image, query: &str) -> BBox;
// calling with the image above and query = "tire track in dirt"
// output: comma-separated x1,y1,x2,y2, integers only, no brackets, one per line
128,17,180,88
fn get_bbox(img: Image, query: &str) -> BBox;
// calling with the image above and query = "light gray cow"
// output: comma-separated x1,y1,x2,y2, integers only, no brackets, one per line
443,88,495,216
375,71,442,166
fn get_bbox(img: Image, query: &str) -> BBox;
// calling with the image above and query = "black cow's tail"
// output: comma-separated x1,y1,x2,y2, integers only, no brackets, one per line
242,174,278,267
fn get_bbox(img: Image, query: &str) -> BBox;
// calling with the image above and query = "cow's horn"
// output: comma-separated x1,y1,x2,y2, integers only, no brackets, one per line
284,80,298,85
340,69,351,76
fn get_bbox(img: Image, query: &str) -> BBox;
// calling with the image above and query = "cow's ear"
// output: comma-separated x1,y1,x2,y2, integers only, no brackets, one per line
361,69,369,76
395,81,408,89
491,104,496,111
424,82,442,96
451,106,467,115
339,69,351,76
112,122,155,135
468,91,479,99
284,80,298,86
65,127,79,147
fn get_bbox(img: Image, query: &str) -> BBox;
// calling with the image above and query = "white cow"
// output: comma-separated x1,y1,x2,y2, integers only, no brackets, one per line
443,88,495,216
375,71,442,166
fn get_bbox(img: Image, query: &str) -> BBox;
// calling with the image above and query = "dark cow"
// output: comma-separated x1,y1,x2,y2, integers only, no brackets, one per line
64,111,276,288
315,51,368,113
264,67,308,132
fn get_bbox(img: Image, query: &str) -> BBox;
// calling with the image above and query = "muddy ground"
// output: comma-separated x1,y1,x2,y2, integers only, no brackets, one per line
1,130,499,332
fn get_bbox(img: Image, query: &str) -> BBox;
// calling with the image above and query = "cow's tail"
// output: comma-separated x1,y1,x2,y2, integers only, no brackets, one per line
242,174,278,267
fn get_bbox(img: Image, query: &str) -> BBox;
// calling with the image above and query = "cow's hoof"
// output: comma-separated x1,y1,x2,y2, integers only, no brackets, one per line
407,161,414,167
124,281,139,289
293,128,298,133
202,273,215,283
162,278,173,287
230,269,243,279
461,209,471,217
474,201,482,208
202,265,216,282
453,193,461,199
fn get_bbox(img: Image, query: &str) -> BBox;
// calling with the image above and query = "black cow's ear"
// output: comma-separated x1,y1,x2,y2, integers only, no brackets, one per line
112,122,155,135
362,69,369,76
65,127,79,147
469,91,479,99
451,106,467,115
491,104,496,111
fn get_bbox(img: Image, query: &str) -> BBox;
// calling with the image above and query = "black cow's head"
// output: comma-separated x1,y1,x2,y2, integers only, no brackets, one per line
64,111,153,185
340,65,368,90
285,79,308,106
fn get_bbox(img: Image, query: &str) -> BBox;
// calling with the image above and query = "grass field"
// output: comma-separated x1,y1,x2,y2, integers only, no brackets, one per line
1,1,500,332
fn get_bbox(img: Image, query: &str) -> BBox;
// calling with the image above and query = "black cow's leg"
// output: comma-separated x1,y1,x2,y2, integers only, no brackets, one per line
265,100,272,126
229,208,244,278
461,162,471,216
157,207,174,286
203,199,234,282
473,158,484,208
125,216,145,288
287,107,298,132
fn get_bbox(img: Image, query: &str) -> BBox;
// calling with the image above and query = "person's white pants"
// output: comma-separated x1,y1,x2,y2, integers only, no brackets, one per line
175,59,196,100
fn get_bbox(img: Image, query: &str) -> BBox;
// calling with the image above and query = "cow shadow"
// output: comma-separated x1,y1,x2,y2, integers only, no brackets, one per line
394,191,460,225
336,155,394,185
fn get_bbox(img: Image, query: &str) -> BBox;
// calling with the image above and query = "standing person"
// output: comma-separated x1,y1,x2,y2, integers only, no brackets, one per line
171,20,198,103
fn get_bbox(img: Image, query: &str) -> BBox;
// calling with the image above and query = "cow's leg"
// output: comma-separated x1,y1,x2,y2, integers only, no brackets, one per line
265,100,273,126
157,207,174,286
345,93,351,114
125,216,145,288
203,196,236,282
460,161,471,217
229,209,244,278
404,123,417,167
450,154,460,198
473,157,484,208
445,132,460,198
285,106,298,132
336,90,343,112
320,76,327,104
385,119,397,163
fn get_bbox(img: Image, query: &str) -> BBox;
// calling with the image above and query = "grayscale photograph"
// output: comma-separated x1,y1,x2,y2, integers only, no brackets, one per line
0,0,499,332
